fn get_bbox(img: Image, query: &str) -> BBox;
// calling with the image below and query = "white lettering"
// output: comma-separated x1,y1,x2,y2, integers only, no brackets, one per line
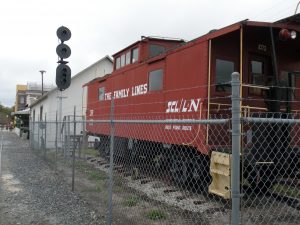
89,110,94,116
165,125,171,130
172,125,181,130
188,98,201,112
132,84,148,96
182,126,192,131
105,92,112,100
166,98,201,113
182,100,188,112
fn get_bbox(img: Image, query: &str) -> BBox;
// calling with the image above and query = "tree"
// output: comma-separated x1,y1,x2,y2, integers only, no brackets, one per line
0,104,13,125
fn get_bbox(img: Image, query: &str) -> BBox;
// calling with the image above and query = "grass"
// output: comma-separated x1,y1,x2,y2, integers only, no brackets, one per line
81,148,99,157
272,183,300,198
123,196,139,207
87,170,108,181
146,209,167,220
75,161,108,181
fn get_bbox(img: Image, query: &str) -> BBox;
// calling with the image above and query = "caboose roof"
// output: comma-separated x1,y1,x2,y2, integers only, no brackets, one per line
112,36,185,58
192,14,300,43
82,73,111,87
275,13,300,24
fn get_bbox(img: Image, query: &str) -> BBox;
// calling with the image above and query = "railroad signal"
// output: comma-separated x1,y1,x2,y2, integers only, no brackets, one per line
56,43,71,59
56,64,71,90
56,26,72,91
56,26,71,42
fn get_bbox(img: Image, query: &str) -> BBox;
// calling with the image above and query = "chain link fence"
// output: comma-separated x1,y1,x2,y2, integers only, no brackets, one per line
29,74,299,225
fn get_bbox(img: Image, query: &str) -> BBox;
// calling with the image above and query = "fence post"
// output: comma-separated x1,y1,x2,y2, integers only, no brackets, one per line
32,117,35,150
64,116,67,159
82,115,87,159
55,111,58,171
72,106,76,192
37,115,40,151
29,117,31,149
44,114,47,159
66,116,70,160
231,72,241,225
108,96,115,225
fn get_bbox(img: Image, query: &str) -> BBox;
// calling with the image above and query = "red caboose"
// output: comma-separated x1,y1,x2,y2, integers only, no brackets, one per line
85,15,300,198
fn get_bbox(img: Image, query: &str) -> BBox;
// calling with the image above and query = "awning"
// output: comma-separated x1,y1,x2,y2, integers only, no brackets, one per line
11,108,30,116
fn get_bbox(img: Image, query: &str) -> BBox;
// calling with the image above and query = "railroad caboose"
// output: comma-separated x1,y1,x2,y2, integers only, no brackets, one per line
85,14,300,198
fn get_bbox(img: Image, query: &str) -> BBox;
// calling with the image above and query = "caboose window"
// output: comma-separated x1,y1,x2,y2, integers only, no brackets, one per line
251,61,264,85
149,44,165,57
216,59,234,91
132,48,139,63
99,87,105,101
121,54,125,67
116,57,121,69
149,69,163,91
126,51,131,65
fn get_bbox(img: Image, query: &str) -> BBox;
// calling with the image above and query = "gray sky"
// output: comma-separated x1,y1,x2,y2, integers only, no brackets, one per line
0,0,298,107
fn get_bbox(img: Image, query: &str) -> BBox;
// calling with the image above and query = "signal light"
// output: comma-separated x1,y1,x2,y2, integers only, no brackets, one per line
279,29,297,41
56,64,71,90
56,43,71,59
290,30,297,39
56,26,71,42
56,26,71,91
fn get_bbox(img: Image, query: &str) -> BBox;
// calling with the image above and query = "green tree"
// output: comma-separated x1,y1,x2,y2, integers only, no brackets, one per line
0,103,13,125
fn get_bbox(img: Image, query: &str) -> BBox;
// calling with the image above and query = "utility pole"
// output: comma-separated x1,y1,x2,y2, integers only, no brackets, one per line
39,70,46,96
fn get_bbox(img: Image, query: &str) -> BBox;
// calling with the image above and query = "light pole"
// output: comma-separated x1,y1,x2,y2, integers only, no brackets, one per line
39,70,46,95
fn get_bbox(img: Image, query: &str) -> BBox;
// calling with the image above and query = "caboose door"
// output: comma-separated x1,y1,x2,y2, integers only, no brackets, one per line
246,54,273,110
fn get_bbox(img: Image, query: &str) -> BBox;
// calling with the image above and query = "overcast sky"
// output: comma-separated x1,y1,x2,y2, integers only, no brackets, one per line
0,0,298,107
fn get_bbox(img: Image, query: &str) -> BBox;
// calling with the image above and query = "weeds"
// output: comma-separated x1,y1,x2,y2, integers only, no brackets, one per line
123,196,139,207
146,209,167,220
75,161,107,181
273,184,300,198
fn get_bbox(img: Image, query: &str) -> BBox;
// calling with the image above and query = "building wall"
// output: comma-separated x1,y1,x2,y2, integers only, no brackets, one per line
15,85,27,111
30,57,113,148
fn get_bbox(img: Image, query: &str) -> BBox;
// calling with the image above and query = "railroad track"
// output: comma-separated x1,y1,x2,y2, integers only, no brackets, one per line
268,192,300,210
83,154,300,213
84,155,228,214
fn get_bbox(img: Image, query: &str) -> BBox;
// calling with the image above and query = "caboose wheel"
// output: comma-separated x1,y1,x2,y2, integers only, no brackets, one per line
190,155,211,191
170,151,190,185
246,164,276,193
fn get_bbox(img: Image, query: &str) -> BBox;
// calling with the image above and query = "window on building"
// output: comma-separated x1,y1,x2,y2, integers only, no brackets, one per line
33,109,35,122
149,69,163,91
126,51,131,65
215,59,234,91
121,54,125,67
116,57,121,69
19,95,25,104
40,106,43,121
99,87,105,101
131,48,139,63
149,44,165,57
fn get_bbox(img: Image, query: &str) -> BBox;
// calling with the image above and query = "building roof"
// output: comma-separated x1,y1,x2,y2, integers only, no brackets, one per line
12,108,30,115
30,55,113,107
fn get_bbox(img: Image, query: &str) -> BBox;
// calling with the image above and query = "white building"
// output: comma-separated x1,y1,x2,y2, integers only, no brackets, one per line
30,56,113,148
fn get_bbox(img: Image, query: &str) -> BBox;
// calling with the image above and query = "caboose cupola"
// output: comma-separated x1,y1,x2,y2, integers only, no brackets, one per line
112,36,185,71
